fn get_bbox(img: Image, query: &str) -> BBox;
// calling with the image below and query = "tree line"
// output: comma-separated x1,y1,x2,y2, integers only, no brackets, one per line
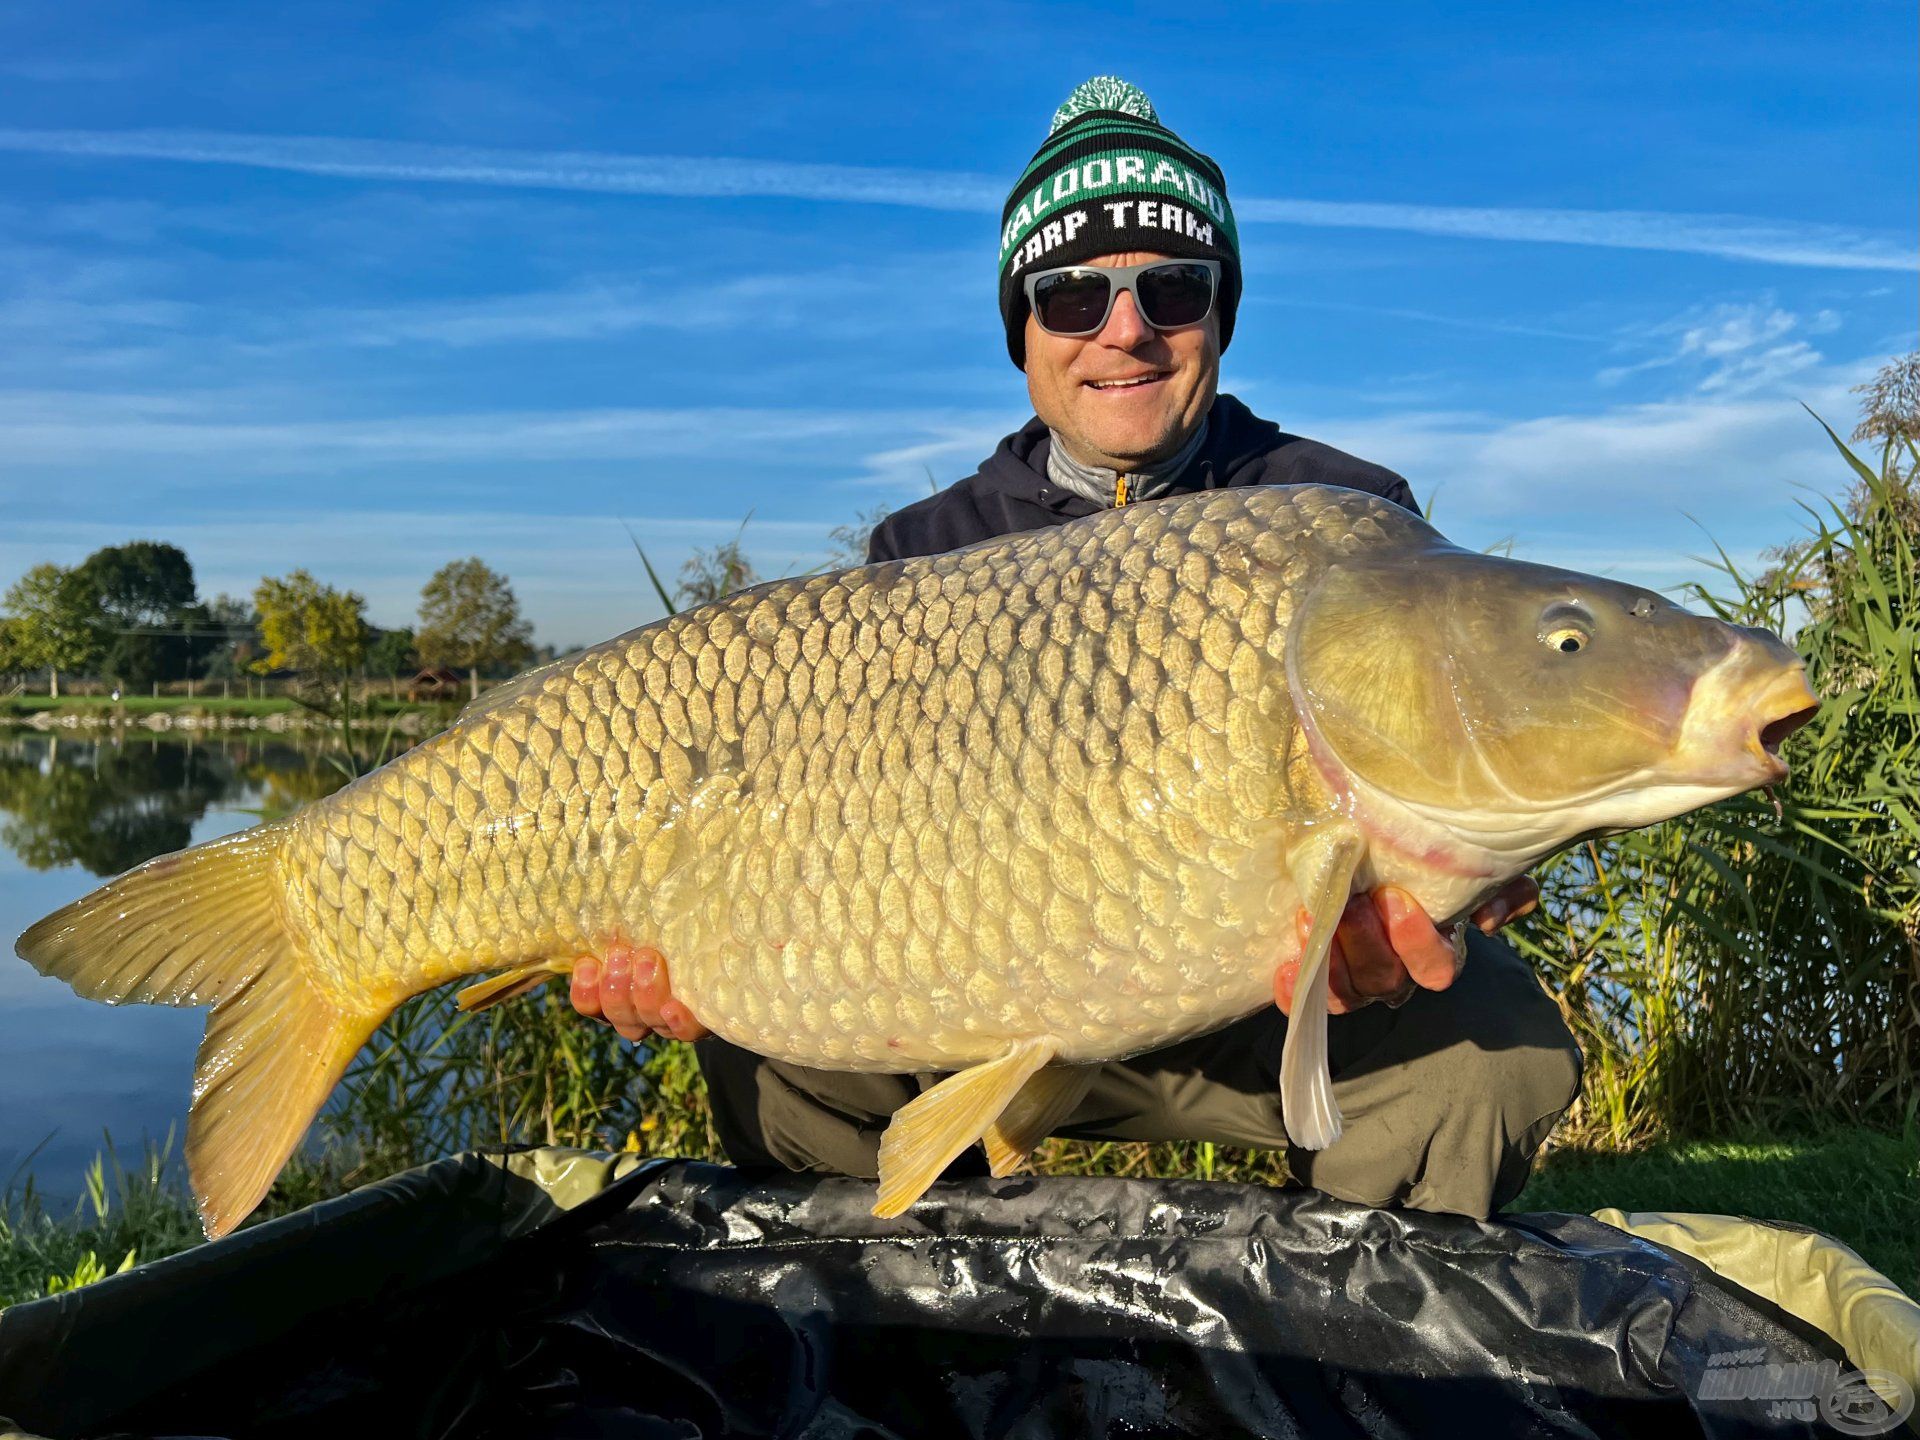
0,549,536,702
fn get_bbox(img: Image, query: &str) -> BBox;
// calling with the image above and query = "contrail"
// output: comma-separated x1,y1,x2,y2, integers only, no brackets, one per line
1237,197,1915,272
1,127,1911,272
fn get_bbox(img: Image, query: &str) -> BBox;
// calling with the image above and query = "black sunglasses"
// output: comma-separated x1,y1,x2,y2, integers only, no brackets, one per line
1023,259,1220,338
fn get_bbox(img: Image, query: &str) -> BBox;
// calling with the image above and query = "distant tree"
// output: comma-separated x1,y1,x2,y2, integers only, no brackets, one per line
0,616,25,684
2,564,103,698
367,626,417,685
416,558,534,699
253,571,369,712
197,594,261,680
826,504,893,571
78,541,200,686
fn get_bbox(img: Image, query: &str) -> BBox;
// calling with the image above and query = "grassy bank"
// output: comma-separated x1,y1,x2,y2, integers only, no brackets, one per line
1,694,300,719
0,693,450,720
1514,1126,1920,1295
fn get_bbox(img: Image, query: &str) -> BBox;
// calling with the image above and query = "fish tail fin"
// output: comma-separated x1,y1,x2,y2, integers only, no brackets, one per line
15,824,382,1238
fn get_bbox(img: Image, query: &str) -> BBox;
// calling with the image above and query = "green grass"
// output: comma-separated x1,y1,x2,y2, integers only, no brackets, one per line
1516,1126,1920,1295
0,1142,204,1309
0,694,298,718
0,1138,372,1310
0,693,450,721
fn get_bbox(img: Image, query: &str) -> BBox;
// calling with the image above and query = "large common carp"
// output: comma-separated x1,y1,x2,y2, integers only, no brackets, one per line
17,485,1817,1237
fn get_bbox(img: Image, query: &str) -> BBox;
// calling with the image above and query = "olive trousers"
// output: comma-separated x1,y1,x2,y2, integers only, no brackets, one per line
691,928,1583,1220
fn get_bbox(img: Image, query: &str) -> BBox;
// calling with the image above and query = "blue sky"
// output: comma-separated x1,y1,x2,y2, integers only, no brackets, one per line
0,1,1913,647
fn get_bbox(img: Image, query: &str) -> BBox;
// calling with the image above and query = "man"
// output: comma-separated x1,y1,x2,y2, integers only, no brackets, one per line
572,78,1581,1219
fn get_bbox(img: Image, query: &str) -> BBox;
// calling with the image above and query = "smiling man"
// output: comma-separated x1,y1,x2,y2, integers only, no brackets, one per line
573,78,1582,1219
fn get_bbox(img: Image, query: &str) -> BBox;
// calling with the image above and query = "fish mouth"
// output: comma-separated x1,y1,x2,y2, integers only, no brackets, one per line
1749,670,1819,778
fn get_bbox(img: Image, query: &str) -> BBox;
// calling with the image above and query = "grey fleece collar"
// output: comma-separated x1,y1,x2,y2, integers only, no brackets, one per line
1045,417,1210,508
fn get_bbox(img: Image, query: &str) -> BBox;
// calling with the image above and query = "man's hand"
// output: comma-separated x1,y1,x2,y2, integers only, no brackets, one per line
1274,877,1538,1017
568,941,711,1043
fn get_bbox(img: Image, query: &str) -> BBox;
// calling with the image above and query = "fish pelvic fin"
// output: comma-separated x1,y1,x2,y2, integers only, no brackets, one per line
455,961,572,1013
1280,823,1367,1151
873,1037,1059,1218
983,1065,1097,1177
15,822,382,1239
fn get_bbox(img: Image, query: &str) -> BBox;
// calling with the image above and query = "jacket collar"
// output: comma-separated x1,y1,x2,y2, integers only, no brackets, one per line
973,394,1279,517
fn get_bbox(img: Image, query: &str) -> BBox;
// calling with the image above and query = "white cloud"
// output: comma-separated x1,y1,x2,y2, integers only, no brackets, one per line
1598,300,1845,395
0,391,1003,470
1296,359,1871,591
0,363,1877,637
1,128,1911,272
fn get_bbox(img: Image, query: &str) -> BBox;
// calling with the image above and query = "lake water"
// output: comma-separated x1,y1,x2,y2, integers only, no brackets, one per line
0,730,352,1197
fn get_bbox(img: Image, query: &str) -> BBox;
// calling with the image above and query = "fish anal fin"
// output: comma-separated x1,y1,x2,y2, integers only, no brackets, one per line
1279,824,1367,1152
874,1037,1058,1218
455,961,571,1013
983,1065,1096,1177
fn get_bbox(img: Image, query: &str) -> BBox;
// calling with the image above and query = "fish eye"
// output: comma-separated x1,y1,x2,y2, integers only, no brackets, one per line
1538,602,1592,655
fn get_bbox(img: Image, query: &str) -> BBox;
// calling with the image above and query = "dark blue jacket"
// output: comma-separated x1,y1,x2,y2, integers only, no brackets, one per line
868,392,1416,563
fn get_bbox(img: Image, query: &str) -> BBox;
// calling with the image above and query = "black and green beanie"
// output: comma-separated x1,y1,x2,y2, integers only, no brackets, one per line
998,76,1241,367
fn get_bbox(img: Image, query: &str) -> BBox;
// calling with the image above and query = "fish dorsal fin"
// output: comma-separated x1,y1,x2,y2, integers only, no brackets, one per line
450,654,579,729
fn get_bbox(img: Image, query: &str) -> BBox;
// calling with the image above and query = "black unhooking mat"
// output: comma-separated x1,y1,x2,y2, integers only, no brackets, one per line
0,1151,1904,1439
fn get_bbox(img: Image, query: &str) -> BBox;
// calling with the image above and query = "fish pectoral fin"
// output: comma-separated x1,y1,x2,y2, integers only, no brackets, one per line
983,1065,1097,1177
1279,824,1367,1152
873,1037,1059,1218
455,961,572,1013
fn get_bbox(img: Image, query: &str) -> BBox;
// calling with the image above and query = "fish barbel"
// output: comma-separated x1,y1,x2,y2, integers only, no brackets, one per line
15,485,1817,1236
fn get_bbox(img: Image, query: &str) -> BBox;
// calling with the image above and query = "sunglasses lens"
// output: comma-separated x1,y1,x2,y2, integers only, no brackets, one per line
1031,270,1113,334
1136,263,1215,328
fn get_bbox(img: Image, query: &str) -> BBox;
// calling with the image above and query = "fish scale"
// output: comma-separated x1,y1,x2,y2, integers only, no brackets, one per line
20,481,1818,1234
275,485,1339,1070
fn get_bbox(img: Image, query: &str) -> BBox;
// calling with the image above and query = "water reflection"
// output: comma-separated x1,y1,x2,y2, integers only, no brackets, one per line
0,729,371,1196
0,732,353,877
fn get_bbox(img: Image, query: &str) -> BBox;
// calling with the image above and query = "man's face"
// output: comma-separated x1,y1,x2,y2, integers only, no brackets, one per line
1023,250,1221,472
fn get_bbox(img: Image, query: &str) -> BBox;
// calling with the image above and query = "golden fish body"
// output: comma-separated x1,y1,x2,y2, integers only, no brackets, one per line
17,484,1817,1234
285,484,1358,1074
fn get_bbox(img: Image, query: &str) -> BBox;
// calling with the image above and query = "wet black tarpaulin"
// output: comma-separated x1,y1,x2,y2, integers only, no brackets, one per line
0,1153,1883,1439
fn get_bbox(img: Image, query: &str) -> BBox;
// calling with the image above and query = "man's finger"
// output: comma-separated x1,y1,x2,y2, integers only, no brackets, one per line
1372,886,1462,991
1473,875,1541,933
1274,958,1298,1016
658,1000,711,1042
599,947,651,1040
1325,942,1362,1015
1333,894,1405,1000
630,946,711,1040
569,957,602,1019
